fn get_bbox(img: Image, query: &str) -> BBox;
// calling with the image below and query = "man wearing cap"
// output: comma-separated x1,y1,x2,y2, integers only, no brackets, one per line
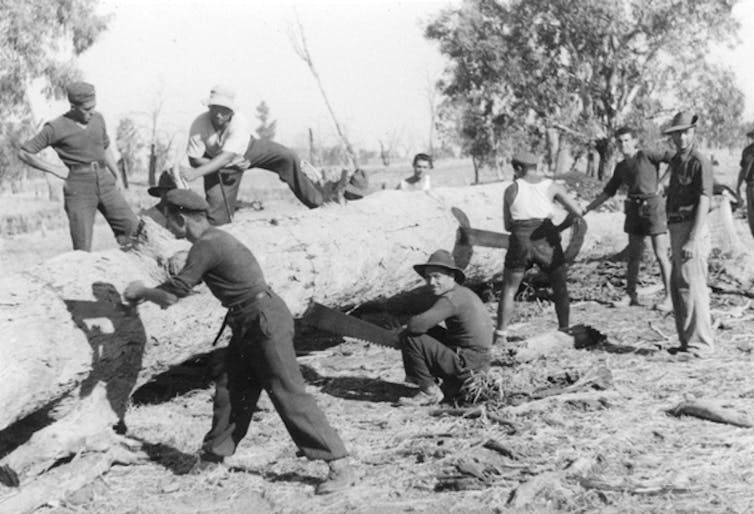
176,85,340,225
123,189,354,494
494,152,583,343
398,249,492,406
582,127,673,310
18,81,139,251
736,128,754,239
397,153,432,191
661,112,714,357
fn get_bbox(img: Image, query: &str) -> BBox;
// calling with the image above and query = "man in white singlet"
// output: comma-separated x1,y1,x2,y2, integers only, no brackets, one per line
494,152,584,344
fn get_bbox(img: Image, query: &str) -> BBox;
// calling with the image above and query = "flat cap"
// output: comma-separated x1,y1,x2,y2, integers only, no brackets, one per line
165,189,209,212
511,151,539,167
67,81,96,106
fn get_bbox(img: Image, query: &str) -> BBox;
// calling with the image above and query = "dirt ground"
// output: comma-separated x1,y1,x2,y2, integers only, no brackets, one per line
3,158,754,513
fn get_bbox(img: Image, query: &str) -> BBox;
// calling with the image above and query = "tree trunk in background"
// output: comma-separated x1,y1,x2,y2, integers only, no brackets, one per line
148,143,157,187
546,127,559,172
118,159,129,189
595,138,613,181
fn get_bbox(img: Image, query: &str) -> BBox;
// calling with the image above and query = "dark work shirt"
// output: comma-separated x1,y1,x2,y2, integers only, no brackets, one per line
603,149,672,197
21,112,110,169
406,285,492,350
158,228,267,307
666,147,714,219
741,143,754,183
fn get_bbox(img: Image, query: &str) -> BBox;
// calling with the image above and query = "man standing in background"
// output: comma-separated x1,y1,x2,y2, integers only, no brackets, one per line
661,112,714,358
18,81,139,251
735,128,754,239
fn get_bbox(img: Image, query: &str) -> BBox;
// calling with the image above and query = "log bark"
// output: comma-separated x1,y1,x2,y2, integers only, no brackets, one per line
0,186,512,435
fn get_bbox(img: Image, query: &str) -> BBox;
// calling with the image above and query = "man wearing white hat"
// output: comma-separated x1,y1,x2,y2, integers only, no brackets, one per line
662,111,714,358
178,85,339,225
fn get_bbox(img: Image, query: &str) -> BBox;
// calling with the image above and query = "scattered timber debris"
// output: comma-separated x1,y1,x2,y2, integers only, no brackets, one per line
667,400,752,428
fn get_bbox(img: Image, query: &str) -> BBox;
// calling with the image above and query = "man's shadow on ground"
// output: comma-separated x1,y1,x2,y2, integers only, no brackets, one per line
64,282,147,434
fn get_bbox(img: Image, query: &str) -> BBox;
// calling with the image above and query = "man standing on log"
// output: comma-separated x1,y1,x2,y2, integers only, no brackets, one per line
735,128,754,239
398,250,492,406
123,189,354,494
661,112,714,358
176,85,343,225
397,153,432,191
582,127,673,311
494,152,583,344
18,81,140,251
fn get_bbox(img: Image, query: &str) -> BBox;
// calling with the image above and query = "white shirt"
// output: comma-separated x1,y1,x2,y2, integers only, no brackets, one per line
509,178,555,220
186,111,252,169
398,174,431,191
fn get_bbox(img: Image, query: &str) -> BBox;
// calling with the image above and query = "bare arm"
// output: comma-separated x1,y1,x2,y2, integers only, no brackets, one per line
503,183,516,232
583,192,609,215
182,151,236,181
551,182,583,216
124,281,178,309
17,149,67,180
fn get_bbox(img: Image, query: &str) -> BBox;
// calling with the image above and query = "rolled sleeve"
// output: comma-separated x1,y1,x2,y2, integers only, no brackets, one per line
20,124,55,154
186,117,208,159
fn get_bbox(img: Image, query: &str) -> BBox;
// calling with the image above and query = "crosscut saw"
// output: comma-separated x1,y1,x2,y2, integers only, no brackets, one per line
301,302,401,349
451,207,587,265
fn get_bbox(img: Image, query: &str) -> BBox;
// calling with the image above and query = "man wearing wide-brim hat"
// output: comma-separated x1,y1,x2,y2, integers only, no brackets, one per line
398,249,493,406
661,111,714,357
139,170,179,226
18,81,139,251
735,126,754,239
175,85,343,225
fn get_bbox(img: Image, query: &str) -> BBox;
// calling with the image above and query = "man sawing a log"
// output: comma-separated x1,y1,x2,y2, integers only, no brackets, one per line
123,189,355,494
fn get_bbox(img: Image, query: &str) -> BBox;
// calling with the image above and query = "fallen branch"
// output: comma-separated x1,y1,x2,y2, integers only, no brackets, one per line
579,477,692,496
667,400,752,428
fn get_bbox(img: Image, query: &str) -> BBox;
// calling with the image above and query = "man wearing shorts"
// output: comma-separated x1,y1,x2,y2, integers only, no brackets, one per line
583,126,673,310
494,152,583,343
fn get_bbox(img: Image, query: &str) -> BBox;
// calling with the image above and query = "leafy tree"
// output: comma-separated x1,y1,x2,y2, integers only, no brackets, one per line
255,100,277,141
426,0,742,179
0,0,109,186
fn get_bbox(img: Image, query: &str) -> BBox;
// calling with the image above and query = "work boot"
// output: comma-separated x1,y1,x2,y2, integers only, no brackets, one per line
315,458,356,495
398,384,444,406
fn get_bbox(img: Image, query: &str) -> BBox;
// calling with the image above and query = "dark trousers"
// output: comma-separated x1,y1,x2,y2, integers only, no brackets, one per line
747,184,754,239
203,290,347,462
203,139,325,225
401,328,490,391
63,168,139,251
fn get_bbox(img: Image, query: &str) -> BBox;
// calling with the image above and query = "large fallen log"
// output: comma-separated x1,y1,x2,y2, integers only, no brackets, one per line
0,184,751,492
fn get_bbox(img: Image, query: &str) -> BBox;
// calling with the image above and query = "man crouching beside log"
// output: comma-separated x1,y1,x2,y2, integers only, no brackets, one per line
494,152,584,344
123,189,354,494
398,250,493,406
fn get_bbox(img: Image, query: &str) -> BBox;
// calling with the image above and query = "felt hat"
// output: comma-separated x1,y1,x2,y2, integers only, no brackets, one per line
165,189,209,213
148,170,178,197
344,169,377,198
204,84,236,111
413,249,466,284
511,151,538,167
67,81,96,107
662,111,698,134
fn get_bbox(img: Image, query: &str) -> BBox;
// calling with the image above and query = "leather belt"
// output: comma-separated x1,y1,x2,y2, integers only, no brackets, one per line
68,160,107,172
227,289,269,314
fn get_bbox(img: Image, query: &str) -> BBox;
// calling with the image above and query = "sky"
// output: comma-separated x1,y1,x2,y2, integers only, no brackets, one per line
30,0,754,158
